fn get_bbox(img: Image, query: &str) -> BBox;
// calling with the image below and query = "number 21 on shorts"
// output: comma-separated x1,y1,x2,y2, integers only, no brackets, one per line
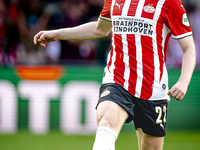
155,106,167,127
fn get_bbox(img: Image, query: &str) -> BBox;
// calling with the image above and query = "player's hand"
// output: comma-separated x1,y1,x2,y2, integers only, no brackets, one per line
33,30,57,48
167,81,188,101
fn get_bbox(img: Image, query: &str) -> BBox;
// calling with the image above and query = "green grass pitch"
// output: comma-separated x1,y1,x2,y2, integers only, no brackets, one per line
0,130,199,150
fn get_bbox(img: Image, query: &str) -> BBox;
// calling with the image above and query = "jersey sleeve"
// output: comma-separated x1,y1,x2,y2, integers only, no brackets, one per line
100,0,112,22
167,0,192,39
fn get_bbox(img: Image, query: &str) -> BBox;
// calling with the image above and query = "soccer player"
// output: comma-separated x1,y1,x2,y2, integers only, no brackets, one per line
33,0,196,149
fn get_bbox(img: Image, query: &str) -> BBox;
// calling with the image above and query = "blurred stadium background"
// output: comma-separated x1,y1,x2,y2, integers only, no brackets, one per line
0,0,200,150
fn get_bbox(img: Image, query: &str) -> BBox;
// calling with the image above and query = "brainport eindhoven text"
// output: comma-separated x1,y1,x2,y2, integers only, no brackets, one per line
112,18,154,35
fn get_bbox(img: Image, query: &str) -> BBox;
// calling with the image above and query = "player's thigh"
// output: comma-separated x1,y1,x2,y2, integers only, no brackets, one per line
96,83,134,134
136,128,164,150
134,99,168,137
96,100,128,135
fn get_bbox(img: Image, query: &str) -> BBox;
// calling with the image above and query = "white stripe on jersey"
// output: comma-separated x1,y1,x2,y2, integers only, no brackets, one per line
154,0,166,21
135,34,143,97
135,0,145,18
108,35,116,83
110,0,116,17
122,34,130,90
122,0,132,16
134,0,145,97
103,52,115,83
161,24,170,61
122,0,132,90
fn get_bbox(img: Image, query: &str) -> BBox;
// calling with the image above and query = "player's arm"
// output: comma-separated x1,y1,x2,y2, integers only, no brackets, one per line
168,35,196,100
33,18,112,48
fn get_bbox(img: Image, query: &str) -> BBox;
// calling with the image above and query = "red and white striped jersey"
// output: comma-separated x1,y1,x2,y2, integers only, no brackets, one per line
100,0,192,101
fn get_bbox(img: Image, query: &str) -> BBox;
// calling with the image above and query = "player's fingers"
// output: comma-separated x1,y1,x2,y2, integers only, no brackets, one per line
176,89,186,100
171,89,179,98
169,87,186,100
40,42,46,48
178,94,185,101
33,31,44,45
167,86,176,96
175,92,183,101
167,88,173,96
167,90,171,96
33,33,40,45
168,82,188,100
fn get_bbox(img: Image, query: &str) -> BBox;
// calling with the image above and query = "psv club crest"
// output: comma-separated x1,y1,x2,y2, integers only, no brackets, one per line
144,4,155,13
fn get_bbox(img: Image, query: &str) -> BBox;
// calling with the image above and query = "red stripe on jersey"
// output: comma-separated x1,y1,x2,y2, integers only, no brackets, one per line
127,0,140,16
141,0,159,20
113,0,125,16
127,34,137,95
107,35,114,72
113,34,125,86
140,35,154,100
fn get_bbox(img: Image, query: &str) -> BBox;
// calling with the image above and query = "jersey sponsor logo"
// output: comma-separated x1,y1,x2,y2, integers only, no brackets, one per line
182,13,190,26
112,17,153,36
115,3,123,9
100,90,110,97
143,4,155,13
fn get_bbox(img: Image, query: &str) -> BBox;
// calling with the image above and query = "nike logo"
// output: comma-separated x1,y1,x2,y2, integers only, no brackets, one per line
115,3,123,9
